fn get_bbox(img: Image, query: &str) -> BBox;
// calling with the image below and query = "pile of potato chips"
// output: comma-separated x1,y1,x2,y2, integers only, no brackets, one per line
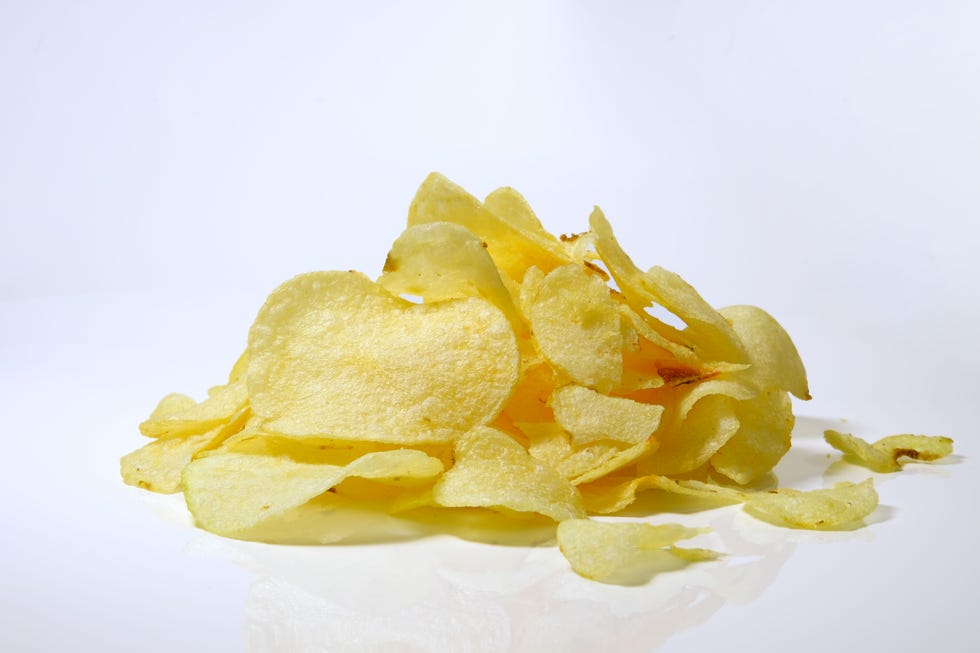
123,173,952,583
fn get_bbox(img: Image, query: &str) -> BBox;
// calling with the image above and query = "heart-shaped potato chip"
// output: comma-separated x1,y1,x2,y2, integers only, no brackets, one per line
247,271,519,443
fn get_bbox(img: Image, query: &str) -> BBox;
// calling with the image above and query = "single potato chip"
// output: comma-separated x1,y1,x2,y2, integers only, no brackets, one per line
824,430,954,473
589,207,746,364
551,384,664,446
378,221,524,336
711,389,794,484
247,271,519,443
743,479,878,530
529,263,623,393
432,426,585,522
640,394,740,476
408,173,568,280
557,519,713,583
183,449,444,536
139,380,248,439
718,305,810,400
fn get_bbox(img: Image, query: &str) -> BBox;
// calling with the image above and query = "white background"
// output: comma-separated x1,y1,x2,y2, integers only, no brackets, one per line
2,2,978,652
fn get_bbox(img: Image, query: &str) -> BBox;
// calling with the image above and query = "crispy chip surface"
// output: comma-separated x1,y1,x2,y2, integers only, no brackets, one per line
744,479,878,530
183,449,444,536
247,271,519,443
528,263,623,393
432,426,585,522
557,519,713,583
824,430,954,473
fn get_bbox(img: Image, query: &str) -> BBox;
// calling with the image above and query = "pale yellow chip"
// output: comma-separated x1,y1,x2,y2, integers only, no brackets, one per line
432,426,585,521
640,394,740,476
247,271,519,443
518,421,655,485
711,389,794,484
408,173,568,280
589,207,746,363
719,305,809,400
564,439,655,485
484,186,551,236
122,428,224,494
744,479,878,529
557,519,714,583
183,448,444,536
378,221,524,336
551,384,664,446
824,430,954,473
228,350,249,383
125,403,249,493
528,263,623,393
139,380,248,439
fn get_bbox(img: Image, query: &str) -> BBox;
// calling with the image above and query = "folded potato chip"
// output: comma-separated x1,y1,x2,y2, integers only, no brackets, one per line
123,173,952,584
824,430,954,473
557,519,716,583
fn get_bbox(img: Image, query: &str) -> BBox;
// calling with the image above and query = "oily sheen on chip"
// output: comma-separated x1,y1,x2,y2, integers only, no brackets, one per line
122,173,953,583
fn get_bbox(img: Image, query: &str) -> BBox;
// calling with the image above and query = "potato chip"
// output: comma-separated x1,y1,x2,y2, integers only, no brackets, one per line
711,389,794,484
183,449,444,536
743,479,878,530
557,519,714,583
122,428,225,493
551,384,664,446
408,173,568,280
378,221,525,336
529,263,623,393
125,404,251,491
824,430,954,473
589,207,746,363
565,439,655,485
639,394,740,476
432,426,585,522
138,380,248,439
247,271,519,443
718,305,810,399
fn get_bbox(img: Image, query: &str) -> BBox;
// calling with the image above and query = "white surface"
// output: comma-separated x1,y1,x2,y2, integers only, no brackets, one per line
2,2,979,652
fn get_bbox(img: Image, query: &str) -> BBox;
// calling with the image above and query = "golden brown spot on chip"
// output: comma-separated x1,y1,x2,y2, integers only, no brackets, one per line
559,233,581,242
656,363,717,386
894,449,920,460
583,261,610,281
382,254,398,273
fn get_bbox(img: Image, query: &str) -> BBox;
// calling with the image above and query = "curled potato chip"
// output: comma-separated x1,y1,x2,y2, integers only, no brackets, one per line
247,271,519,444
551,384,663,446
408,173,568,280
529,263,623,393
432,426,585,522
122,428,225,493
590,207,746,363
139,380,247,439
639,394,740,476
744,479,878,530
711,389,794,484
378,221,524,336
824,430,954,473
183,449,444,536
557,519,714,583
719,305,809,400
